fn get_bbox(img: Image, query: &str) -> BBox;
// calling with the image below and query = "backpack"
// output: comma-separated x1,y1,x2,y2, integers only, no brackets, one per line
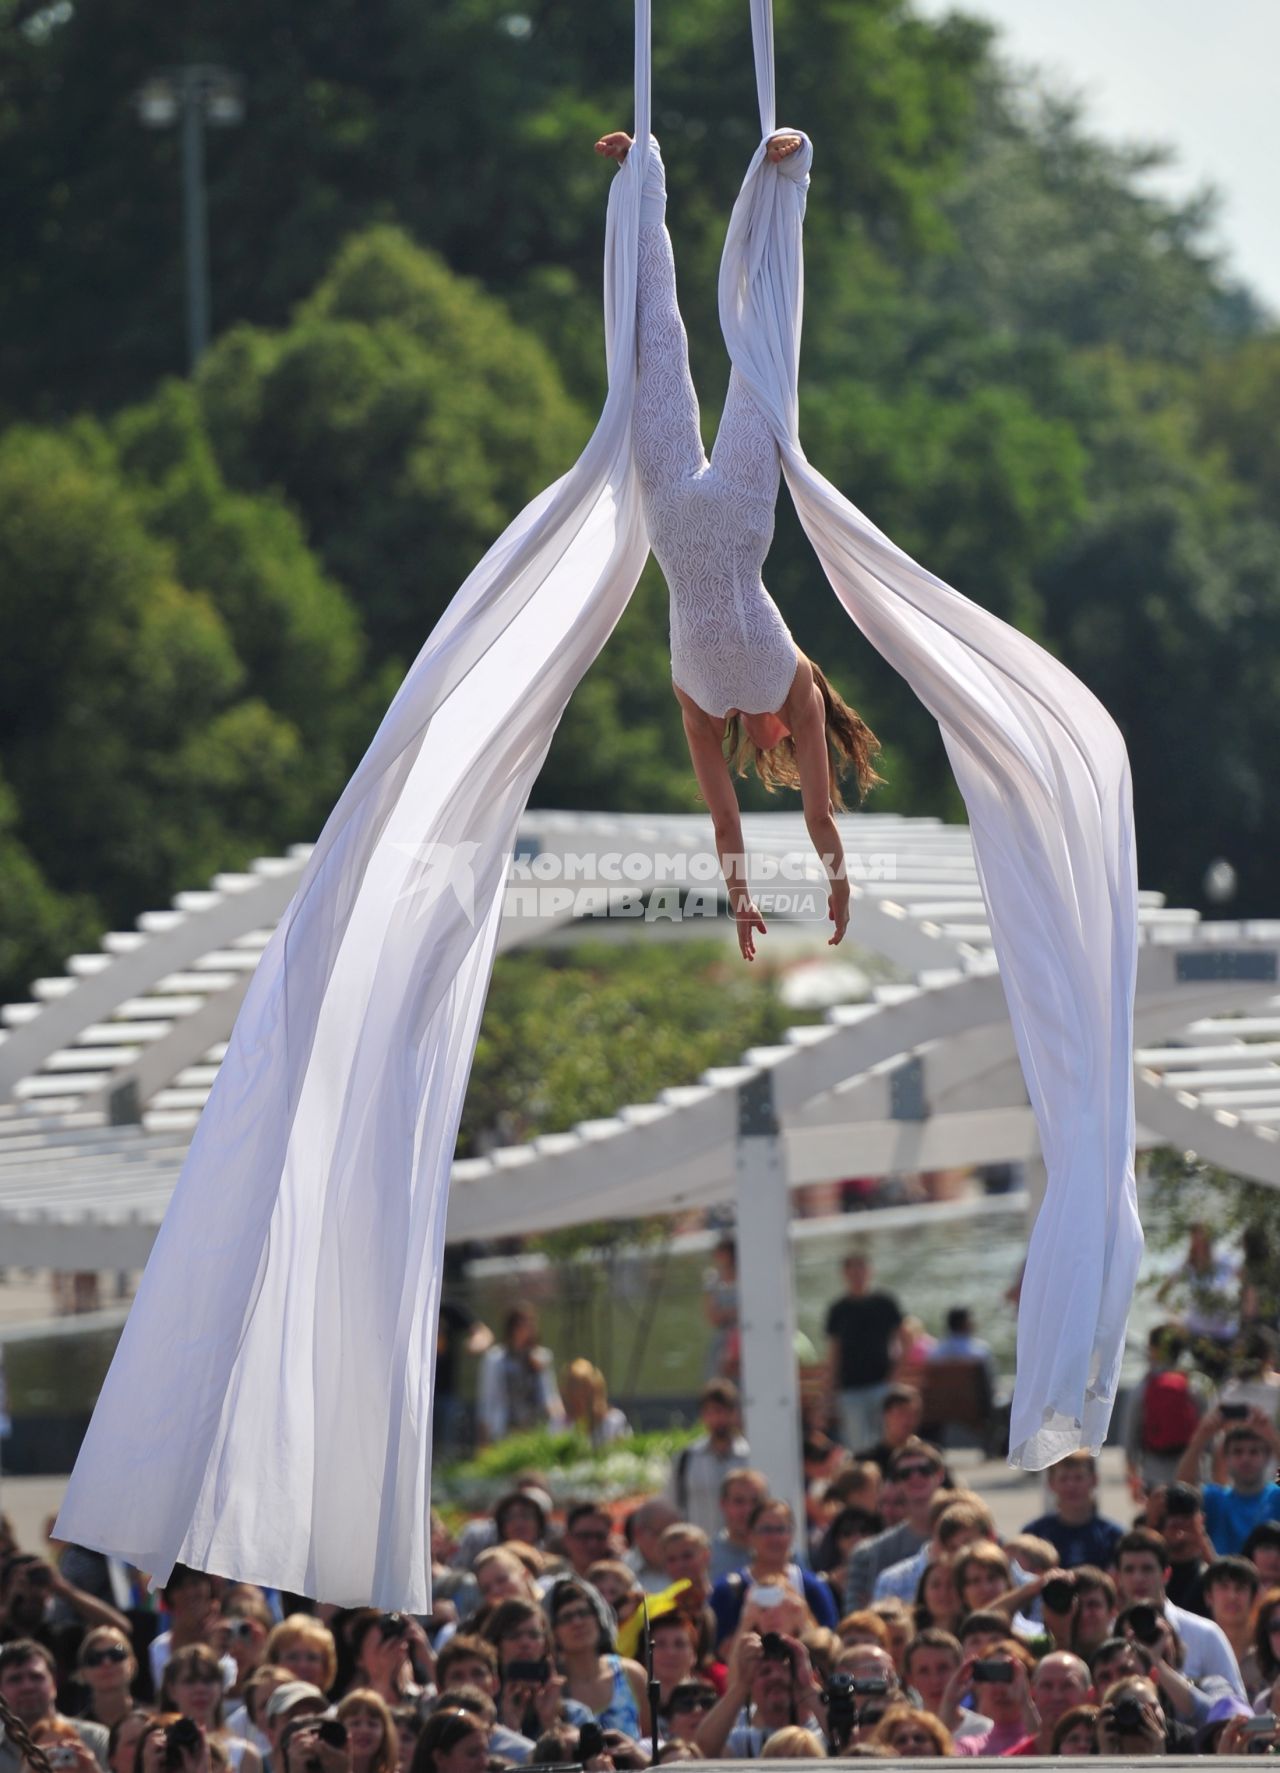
1142,1370,1199,1454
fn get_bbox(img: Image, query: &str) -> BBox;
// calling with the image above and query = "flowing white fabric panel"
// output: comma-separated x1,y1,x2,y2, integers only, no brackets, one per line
54,12,655,1610
722,0,1142,1467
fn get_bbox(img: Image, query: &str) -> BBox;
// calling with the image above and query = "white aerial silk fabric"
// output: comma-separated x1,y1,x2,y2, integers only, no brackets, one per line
723,0,1140,1469
56,0,1139,1604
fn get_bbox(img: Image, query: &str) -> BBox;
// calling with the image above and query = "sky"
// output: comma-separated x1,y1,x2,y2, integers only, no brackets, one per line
912,0,1280,315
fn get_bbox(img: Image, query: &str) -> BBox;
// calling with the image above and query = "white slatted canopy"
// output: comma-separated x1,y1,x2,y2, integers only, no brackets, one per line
2,811,1278,1273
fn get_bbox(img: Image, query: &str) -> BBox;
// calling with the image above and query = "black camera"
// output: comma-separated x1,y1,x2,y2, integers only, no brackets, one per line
1110,1697,1148,1735
1042,1576,1076,1615
972,1658,1013,1684
377,1612,408,1642
577,1723,606,1762
1221,1402,1250,1421
316,1723,348,1752
760,1632,792,1665
165,1719,203,1768
1127,1603,1162,1646
820,1672,858,1752
506,1659,551,1685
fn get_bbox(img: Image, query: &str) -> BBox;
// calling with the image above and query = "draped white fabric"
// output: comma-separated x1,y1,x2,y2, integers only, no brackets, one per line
725,0,1141,1468
56,0,1140,1603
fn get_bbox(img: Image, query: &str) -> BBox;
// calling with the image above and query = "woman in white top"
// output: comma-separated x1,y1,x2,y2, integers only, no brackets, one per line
596,128,882,963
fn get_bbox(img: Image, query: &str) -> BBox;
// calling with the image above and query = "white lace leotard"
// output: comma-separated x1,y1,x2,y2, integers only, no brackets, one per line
632,152,799,719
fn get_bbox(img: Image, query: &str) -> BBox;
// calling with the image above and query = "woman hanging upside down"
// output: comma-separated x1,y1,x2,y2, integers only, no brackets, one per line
596,129,883,962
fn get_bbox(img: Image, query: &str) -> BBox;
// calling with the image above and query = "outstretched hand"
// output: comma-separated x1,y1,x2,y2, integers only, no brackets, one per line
595,132,633,162
736,900,767,962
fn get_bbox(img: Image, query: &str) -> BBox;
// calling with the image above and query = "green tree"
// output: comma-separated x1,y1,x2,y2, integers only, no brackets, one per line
0,769,98,1003
1195,336,1280,511
195,227,591,665
460,939,807,1153
0,424,319,967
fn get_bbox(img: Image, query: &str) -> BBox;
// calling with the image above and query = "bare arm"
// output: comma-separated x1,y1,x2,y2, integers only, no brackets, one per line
1175,1405,1222,1485
679,699,765,961
50,1569,130,1635
695,1634,761,1757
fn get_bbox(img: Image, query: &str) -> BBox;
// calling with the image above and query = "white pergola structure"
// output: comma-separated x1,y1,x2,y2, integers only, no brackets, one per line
2,811,1279,1519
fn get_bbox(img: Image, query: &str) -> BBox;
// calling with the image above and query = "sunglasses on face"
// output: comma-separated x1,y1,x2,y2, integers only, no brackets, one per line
84,1647,130,1668
670,1698,713,1715
893,1463,937,1480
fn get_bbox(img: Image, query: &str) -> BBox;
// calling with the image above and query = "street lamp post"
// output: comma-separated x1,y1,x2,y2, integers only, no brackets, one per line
135,64,244,372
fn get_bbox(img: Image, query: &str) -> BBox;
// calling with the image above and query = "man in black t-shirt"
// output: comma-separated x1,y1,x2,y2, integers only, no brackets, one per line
824,1249,903,1453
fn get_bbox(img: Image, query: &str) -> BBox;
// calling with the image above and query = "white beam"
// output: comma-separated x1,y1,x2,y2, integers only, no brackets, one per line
734,1073,805,1536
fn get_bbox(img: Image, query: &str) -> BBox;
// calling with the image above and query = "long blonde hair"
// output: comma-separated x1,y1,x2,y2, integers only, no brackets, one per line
723,661,883,811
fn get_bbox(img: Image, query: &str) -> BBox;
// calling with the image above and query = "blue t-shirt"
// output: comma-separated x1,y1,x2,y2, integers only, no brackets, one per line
1201,1482,1280,1555
1021,1510,1124,1569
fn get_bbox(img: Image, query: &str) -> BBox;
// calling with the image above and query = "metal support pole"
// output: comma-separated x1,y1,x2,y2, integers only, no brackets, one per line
181,70,210,370
734,1071,805,1540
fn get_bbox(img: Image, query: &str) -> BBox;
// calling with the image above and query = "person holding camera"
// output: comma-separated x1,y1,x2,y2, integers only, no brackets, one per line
1096,1675,1169,1757
159,1645,260,1773
995,1651,1090,1756
1114,1529,1245,1695
25,1717,103,1773
900,1632,989,1745
0,1641,108,1773
279,1712,352,1773
936,1642,1038,1756
1176,1408,1280,1555
482,1598,591,1743
341,1616,426,1710
260,1683,330,1773
1110,1612,1224,1743
1,1557,130,1707
693,1630,824,1758
136,1714,218,1773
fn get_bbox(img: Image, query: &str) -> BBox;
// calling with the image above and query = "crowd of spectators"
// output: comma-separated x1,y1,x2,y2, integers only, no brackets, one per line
4,1225,1280,1766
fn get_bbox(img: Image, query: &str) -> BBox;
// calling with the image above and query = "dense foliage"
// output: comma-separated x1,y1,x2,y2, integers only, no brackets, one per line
1,0,1276,1009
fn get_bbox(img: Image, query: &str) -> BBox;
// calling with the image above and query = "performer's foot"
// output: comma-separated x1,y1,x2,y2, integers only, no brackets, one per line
767,132,803,162
595,132,633,162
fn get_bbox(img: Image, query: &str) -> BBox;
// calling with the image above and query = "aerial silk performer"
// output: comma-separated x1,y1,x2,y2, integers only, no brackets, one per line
55,0,1141,1607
